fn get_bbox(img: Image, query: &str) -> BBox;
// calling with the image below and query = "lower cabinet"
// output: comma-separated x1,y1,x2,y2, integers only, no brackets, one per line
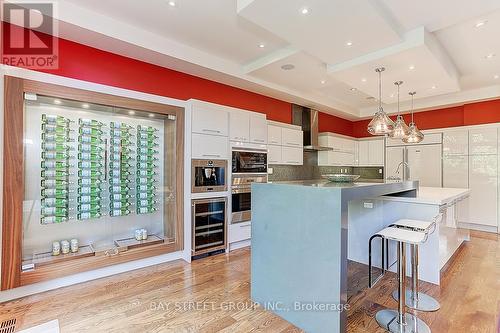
228,222,251,243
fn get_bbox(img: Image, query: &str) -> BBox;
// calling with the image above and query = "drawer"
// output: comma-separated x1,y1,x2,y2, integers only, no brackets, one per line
229,222,251,243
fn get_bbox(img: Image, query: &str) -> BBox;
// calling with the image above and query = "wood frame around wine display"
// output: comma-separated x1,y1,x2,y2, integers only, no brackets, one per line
1,76,185,290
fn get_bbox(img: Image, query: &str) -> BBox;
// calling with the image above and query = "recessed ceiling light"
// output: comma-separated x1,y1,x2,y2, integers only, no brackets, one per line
281,64,295,70
128,110,136,115
361,78,367,83
320,80,326,84
300,7,309,14
258,43,265,48
409,65,415,70
431,85,437,89
54,99,61,105
346,41,353,47
350,87,357,92
82,103,89,109
494,75,499,79
485,53,496,59
168,1,176,7
475,20,487,28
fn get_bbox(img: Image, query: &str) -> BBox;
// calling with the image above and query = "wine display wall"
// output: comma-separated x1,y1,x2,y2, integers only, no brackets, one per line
23,99,167,260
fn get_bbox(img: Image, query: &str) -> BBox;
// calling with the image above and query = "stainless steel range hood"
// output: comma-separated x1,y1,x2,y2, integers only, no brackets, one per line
292,104,333,151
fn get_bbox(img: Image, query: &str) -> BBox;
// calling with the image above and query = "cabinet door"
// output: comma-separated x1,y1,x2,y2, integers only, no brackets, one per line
443,130,468,155
282,128,303,147
267,145,282,164
469,128,497,155
229,112,249,142
358,141,369,166
192,106,229,136
192,133,229,159
368,139,384,166
282,146,303,165
249,115,267,144
443,156,468,188
468,155,497,226
385,146,404,180
268,125,282,145
407,145,442,187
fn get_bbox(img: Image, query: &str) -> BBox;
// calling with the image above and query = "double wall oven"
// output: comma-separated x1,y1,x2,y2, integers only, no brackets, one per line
231,148,268,224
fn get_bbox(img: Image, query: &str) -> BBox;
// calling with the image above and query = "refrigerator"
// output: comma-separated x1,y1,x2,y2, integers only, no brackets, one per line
386,144,442,187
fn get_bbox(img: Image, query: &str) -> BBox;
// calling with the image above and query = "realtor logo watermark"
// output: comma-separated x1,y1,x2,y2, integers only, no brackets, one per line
1,1,58,69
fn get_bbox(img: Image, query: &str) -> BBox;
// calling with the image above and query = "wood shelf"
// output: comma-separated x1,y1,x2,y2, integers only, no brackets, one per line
114,234,164,250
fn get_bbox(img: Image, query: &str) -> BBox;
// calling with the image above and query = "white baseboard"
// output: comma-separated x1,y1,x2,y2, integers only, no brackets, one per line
457,222,498,234
0,251,187,303
228,239,251,252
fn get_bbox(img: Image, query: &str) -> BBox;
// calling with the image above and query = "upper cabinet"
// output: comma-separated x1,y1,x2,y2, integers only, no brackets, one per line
443,130,469,155
249,115,268,144
229,112,250,142
282,127,303,147
368,139,384,166
469,128,497,155
229,111,267,144
358,141,369,165
268,124,282,145
192,104,229,137
318,133,358,166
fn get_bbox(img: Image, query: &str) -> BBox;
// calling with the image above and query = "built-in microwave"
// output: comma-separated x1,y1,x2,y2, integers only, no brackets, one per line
191,159,227,193
232,149,267,174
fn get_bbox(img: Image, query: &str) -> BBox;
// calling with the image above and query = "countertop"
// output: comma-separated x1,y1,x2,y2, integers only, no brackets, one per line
380,186,470,205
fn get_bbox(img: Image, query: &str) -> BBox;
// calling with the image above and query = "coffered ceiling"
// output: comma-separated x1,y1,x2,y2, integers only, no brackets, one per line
6,0,500,119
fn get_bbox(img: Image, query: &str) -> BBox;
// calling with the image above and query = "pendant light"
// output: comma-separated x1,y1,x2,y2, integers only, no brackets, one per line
402,91,424,143
367,67,394,135
389,81,410,139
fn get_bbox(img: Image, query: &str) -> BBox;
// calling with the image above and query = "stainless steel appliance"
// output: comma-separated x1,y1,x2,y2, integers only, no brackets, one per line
231,174,267,223
192,197,227,256
191,159,227,193
232,148,267,174
292,105,333,151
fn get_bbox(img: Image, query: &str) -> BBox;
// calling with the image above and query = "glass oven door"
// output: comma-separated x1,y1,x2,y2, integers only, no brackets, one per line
192,198,227,255
232,151,267,174
231,190,251,223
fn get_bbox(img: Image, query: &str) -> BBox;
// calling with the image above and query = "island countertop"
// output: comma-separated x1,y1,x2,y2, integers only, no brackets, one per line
380,186,470,205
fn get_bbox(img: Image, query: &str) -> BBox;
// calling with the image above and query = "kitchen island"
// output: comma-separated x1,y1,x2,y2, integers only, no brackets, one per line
251,180,419,333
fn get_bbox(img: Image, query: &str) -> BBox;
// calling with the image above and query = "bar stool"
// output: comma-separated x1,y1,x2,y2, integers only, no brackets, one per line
390,214,442,312
370,227,431,333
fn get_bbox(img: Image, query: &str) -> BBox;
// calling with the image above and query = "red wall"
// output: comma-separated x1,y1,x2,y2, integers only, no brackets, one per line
318,112,354,137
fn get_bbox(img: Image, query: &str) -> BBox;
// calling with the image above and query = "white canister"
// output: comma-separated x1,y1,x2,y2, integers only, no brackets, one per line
52,241,61,256
61,240,70,254
70,238,79,253
141,229,148,240
135,229,143,241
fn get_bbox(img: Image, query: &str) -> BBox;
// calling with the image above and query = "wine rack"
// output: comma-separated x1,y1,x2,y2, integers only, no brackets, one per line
136,125,160,214
40,114,74,224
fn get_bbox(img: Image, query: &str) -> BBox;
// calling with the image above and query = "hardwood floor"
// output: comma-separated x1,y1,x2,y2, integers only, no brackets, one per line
0,230,498,333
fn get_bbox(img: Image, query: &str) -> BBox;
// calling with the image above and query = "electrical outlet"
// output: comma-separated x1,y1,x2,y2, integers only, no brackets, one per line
267,167,273,175
378,168,383,174
363,202,374,209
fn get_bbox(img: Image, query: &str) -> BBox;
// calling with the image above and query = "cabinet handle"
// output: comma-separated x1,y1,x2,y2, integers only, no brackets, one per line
202,154,221,157
271,140,278,144
203,129,221,133
254,139,265,142
286,142,299,146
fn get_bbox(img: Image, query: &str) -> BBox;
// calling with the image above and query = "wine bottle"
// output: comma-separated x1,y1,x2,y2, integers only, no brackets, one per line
42,151,74,160
42,188,70,197
137,184,157,192
137,206,157,214
137,125,158,133
110,208,131,217
42,197,68,207
137,199,157,207
109,161,133,170
137,178,157,186
137,139,159,148
110,193,131,201
41,206,69,216
138,155,158,163
78,161,103,170
79,119,104,127
137,147,159,155
78,152,101,161
79,127,105,136
110,177,131,185
41,216,68,224
78,195,100,204
78,135,104,144
137,169,158,177
41,179,69,188
109,185,132,195
42,114,73,125
78,203,102,212
137,191,155,199
42,133,74,143
78,178,102,186
110,201,131,210
79,144,103,153
110,122,133,130
78,186,102,195
78,169,103,178
42,123,73,134
41,169,71,178
137,132,159,141
136,162,157,170
77,211,102,220
109,169,133,178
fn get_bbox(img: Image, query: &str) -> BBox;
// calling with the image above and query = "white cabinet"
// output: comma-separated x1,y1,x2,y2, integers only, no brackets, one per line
443,130,468,155
318,133,357,166
282,146,303,165
229,112,250,142
386,133,442,147
229,221,251,243
407,144,442,187
318,151,355,166
268,125,282,145
443,155,468,188
358,139,384,166
249,115,267,144
192,133,229,159
469,128,497,155
368,139,384,166
282,128,303,147
192,105,228,136
267,144,282,164
468,155,498,227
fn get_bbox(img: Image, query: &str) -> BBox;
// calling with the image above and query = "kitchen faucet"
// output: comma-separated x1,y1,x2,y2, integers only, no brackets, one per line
395,161,410,181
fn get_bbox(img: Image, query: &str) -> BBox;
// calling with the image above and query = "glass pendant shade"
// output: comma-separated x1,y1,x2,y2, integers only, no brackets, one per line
402,122,424,143
390,115,410,139
367,108,394,135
